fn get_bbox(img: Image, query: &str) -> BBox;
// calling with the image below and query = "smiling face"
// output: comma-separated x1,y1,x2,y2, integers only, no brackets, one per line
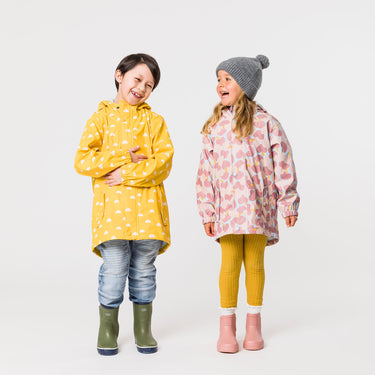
216,70,243,106
114,63,155,105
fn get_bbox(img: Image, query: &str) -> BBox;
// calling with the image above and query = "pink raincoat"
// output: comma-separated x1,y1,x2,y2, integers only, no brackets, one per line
196,105,300,246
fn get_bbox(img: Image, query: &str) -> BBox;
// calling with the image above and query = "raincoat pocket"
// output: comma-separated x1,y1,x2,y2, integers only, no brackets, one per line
93,192,105,229
156,186,169,226
214,190,221,222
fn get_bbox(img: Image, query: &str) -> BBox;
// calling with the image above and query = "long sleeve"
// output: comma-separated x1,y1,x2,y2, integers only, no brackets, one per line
74,112,132,178
120,116,173,187
269,117,300,217
196,134,216,223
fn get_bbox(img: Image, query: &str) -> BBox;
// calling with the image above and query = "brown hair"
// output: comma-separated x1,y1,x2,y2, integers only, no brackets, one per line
201,92,257,139
115,53,161,91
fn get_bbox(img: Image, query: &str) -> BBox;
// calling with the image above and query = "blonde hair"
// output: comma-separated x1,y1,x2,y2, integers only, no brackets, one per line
201,92,257,140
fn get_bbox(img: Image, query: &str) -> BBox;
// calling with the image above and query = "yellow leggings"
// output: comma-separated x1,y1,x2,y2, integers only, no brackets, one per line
219,234,267,308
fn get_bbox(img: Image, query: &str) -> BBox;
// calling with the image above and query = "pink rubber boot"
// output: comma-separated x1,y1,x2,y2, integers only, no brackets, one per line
217,314,239,353
243,313,264,350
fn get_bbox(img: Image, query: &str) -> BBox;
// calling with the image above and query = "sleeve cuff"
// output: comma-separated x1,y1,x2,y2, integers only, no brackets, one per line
120,151,132,164
202,214,215,224
281,210,298,218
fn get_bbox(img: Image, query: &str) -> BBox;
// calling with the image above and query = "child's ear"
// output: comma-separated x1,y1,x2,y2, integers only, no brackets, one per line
115,70,123,85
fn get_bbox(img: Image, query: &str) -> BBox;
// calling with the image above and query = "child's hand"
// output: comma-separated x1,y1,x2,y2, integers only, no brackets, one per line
129,146,148,163
104,168,122,187
204,222,215,237
285,216,298,227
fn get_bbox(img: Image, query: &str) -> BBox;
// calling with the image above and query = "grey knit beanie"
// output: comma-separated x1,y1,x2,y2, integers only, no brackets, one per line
216,55,270,100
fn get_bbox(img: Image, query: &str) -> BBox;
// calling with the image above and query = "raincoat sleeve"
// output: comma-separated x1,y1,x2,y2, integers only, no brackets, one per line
269,117,300,217
196,134,216,224
120,115,174,187
74,112,132,178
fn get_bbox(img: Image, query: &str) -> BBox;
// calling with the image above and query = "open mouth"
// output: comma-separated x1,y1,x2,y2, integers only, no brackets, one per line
131,90,142,99
220,91,229,97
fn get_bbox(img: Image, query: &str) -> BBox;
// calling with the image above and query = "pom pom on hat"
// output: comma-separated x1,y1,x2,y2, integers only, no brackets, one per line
255,55,270,69
216,54,270,100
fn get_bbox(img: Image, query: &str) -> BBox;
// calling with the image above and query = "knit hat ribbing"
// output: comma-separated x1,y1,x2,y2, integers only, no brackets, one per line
216,55,270,100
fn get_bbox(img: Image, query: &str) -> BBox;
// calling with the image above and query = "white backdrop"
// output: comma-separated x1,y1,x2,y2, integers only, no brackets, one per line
1,0,374,374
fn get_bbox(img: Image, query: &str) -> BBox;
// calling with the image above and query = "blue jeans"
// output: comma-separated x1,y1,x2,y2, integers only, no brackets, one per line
96,239,164,308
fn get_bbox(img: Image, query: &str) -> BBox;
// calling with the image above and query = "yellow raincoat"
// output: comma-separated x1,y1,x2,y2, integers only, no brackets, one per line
74,100,174,256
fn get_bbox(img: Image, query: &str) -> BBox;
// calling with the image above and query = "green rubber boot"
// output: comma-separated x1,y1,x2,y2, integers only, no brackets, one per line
97,305,119,355
133,302,158,354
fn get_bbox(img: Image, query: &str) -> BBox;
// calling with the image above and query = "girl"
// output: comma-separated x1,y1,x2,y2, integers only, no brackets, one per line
74,53,174,355
196,55,300,353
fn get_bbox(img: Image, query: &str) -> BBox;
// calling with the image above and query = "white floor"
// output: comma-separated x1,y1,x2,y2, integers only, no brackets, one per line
2,256,374,375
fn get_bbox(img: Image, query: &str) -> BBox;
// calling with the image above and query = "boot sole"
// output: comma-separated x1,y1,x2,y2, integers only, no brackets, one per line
97,347,118,356
243,343,264,351
217,344,239,353
136,345,158,354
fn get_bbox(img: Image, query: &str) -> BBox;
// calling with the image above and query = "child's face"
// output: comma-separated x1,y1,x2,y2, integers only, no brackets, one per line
115,64,155,105
216,70,243,106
